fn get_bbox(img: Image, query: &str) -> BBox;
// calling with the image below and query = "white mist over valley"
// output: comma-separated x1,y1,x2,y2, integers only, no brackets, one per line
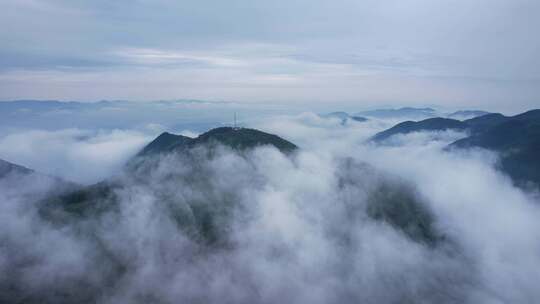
0,101,539,303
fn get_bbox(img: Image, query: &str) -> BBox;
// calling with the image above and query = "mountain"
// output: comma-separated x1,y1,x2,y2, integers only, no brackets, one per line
338,160,442,246
194,127,298,152
8,125,450,303
32,155,443,304
449,110,540,187
0,100,83,111
356,107,492,121
0,100,273,133
136,132,193,157
44,126,301,232
371,118,468,142
356,107,436,120
320,112,368,125
43,127,440,247
0,158,78,200
461,113,509,134
355,107,491,121
137,127,298,158
0,158,33,178
371,112,511,143
371,109,540,187
447,110,491,120
350,116,368,122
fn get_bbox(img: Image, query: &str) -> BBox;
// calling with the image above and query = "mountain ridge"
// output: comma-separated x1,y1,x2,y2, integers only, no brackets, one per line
136,127,298,159
371,109,540,187
371,118,468,142
448,110,540,187
356,107,436,119
0,158,34,178
320,112,368,125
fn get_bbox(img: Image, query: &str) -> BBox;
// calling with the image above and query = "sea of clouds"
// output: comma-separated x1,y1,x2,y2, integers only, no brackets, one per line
0,111,539,303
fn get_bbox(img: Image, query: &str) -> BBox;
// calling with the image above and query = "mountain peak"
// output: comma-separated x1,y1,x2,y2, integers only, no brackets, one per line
137,127,298,158
136,132,192,157
196,127,298,152
356,107,436,119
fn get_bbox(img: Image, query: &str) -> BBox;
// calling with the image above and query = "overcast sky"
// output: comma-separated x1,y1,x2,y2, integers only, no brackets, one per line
1,0,539,111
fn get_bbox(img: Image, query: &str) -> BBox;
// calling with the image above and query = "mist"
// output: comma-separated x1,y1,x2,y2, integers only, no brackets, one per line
0,128,152,184
0,113,539,303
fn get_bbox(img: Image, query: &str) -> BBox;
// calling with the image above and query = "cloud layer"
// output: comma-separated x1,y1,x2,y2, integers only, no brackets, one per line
1,0,539,109
0,129,151,184
0,114,539,303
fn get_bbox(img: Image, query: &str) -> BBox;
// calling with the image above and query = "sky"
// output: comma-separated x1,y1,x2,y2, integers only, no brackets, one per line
1,0,539,111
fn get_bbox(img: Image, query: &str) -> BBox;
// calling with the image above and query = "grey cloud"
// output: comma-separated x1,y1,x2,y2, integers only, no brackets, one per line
1,0,539,109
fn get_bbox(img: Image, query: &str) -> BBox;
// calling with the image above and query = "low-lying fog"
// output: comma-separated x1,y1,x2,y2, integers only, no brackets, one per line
1,112,539,303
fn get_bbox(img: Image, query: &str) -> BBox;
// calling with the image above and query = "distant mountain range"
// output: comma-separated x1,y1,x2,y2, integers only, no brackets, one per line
447,110,491,120
0,100,491,134
356,107,437,120
0,100,279,132
372,109,540,187
355,107,490,121
320,112,368,125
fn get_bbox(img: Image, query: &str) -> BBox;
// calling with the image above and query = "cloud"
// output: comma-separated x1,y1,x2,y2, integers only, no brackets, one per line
0,129,152,184
1,0,539,109
113,48,249,68
0,114,539,303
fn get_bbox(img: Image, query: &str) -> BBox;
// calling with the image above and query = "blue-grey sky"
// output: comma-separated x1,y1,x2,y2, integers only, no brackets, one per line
1,0,539,111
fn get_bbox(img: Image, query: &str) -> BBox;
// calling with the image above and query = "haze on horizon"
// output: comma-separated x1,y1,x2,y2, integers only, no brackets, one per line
1,0,539,112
